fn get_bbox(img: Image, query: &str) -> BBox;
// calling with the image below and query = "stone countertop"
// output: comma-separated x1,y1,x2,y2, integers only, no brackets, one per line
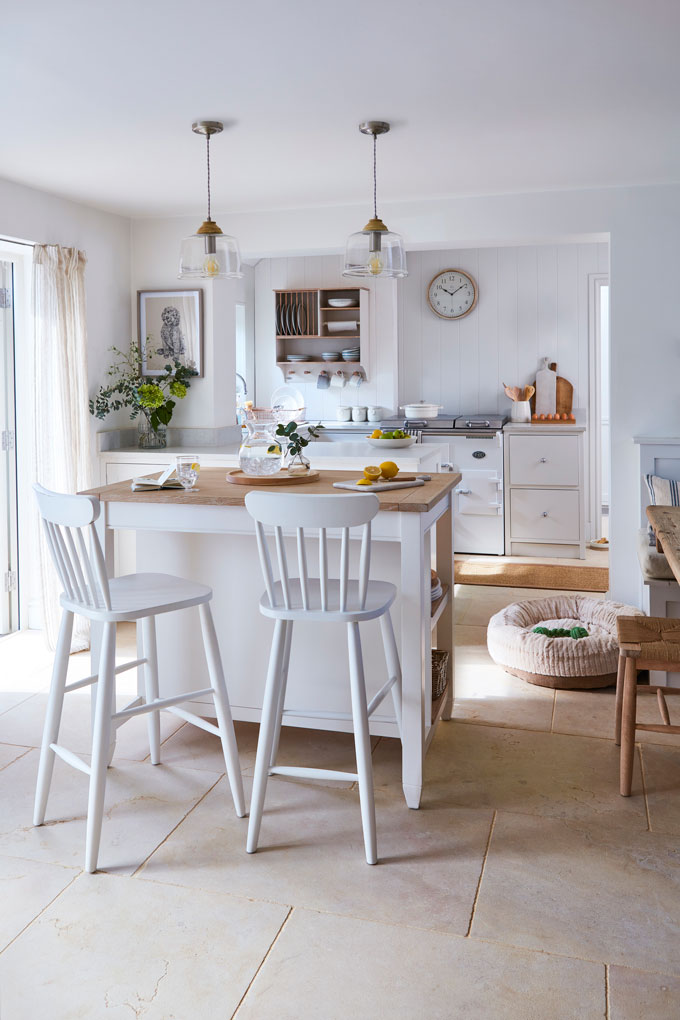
99,441,447,465
503,408,587,433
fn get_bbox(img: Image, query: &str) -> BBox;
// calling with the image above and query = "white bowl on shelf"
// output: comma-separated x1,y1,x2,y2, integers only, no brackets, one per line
365,436,416,449
328,298,357,308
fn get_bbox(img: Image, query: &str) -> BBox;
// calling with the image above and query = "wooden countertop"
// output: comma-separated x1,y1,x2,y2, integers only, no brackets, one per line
647,505,680,582
82,468,461,515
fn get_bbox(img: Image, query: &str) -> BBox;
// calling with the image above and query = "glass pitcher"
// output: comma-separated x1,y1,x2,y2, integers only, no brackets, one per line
239,418,283,476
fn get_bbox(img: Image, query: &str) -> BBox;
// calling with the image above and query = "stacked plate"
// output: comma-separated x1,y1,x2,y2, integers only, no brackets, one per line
431,570,443,602
286,354,311,362
341,347,360,362
321,352,341,361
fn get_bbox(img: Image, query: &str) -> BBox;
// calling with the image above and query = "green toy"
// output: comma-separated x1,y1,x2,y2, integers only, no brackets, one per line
532,626,589,640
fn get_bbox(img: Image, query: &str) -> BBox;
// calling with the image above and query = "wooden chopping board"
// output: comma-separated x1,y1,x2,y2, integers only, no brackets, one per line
529,363,573,416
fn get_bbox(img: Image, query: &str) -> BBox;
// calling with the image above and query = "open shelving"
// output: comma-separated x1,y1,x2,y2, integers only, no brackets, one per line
274,286,369,378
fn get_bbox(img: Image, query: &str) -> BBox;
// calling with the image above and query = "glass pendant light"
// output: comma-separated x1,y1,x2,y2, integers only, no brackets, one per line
343,121,407,279
178,121,242,280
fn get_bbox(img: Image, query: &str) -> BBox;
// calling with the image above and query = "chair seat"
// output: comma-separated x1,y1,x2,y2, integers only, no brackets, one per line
61,572,212,621
258,578,396,622
617,615,680,665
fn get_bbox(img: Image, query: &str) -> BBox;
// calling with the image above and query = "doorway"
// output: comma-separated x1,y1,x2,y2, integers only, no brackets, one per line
588,273,610,543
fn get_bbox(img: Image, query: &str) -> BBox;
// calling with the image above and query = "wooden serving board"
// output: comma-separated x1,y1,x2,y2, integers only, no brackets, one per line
225,469,320,486
529,362,574,416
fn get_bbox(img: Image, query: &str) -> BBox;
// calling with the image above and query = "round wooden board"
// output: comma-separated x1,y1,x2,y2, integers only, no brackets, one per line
225,469,321,486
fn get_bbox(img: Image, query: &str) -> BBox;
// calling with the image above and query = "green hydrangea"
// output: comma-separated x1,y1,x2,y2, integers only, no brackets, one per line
137,383,165,410
169,381,187,399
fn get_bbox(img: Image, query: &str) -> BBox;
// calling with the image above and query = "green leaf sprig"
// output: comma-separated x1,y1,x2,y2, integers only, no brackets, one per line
274,421,324,457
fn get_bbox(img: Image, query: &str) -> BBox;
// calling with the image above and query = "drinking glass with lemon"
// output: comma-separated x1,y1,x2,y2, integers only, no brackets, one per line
175,455,200,490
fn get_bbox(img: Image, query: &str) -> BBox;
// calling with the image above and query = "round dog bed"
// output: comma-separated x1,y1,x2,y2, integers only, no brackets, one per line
487,595,645,689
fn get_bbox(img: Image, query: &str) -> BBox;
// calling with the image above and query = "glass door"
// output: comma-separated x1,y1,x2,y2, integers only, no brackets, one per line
0,260,18,633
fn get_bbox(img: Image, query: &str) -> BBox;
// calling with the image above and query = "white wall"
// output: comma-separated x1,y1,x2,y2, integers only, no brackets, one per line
131,216,253,428
398,243,608,413
253,254,397,420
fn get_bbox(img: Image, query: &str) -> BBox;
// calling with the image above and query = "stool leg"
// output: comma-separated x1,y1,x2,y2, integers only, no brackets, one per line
620,656,638,797
85,621,116,873
347,621,377,865
614,652,625,746
141,616,161,765
198,602,245,818
380,611,402,740
247,619,287,854
269,620,293,769
34,610,74,826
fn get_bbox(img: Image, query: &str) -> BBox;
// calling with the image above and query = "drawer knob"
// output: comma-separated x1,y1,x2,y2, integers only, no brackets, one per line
539,458,547,464
541,511,549,517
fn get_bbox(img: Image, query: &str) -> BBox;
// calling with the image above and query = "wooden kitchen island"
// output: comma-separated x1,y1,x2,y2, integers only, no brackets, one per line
83,468,460,809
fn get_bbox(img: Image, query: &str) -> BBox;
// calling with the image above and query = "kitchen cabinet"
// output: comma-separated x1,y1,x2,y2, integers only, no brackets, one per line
274,286,369,379
504,424,586,558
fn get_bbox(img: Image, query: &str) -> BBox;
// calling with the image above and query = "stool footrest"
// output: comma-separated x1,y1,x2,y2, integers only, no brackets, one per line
111,687,214,722
167,705,220,737
367,675,397,718
50,743,91,776
65,658,148,694
269,765,359,783
635,723,680,735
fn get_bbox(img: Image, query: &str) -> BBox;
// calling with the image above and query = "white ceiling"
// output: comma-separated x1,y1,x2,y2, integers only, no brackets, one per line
3,0,679,219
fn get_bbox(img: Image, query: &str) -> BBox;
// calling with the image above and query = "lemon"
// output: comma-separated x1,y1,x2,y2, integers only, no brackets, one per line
363,465,382,480
356,478,373,486
190,462,200,472
380,461,399,479
370,429,382,439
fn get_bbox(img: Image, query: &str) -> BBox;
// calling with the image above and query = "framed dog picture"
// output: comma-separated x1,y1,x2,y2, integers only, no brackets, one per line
138,289,203,377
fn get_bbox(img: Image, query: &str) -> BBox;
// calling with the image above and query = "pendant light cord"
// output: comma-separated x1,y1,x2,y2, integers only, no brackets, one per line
206,133,212,221
372,132,378,219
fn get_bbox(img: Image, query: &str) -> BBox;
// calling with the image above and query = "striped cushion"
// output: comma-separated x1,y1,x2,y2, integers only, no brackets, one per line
645,474,680,544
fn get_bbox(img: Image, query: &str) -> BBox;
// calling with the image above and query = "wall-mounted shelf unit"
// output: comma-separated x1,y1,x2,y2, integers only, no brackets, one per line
274,286,369,379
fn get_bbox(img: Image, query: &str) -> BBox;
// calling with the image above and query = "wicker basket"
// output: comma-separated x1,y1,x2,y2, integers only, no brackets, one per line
432,649,449,700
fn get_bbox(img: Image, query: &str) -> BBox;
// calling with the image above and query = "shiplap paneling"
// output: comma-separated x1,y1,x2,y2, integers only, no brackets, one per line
254,242,607,420
398,242,608,413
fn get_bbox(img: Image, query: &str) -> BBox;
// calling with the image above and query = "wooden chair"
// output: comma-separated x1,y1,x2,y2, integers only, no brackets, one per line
244,490,403,865
615,615,680,795
33,484,245,872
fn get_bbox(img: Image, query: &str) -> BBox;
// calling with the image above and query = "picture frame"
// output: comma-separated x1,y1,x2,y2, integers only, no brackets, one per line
137,289,203,377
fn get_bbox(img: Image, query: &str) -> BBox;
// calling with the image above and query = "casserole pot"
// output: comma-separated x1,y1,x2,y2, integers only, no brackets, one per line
400,402,443,420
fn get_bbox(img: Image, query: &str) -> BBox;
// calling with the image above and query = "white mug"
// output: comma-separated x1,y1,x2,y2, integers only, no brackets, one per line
330,371,347,389
349,372,364,388
351,406,367,422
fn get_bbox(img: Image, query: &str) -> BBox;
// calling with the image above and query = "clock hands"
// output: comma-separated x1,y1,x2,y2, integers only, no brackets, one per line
440,283,467,297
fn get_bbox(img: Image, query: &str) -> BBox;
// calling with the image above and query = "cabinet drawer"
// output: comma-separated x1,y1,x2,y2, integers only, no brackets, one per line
508,435,579,486
510,489,580,542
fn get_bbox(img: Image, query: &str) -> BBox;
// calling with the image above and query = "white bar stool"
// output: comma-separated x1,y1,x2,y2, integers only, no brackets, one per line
33,484,245,873
244,490,403,865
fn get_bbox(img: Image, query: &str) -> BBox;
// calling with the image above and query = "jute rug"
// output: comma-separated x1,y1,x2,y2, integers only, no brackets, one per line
454,558,609,593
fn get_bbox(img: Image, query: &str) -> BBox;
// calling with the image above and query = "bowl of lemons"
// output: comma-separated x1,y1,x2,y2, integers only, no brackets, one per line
365,428,415,449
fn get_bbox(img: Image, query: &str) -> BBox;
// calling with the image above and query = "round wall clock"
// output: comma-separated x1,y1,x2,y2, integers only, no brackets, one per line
427,269,478,320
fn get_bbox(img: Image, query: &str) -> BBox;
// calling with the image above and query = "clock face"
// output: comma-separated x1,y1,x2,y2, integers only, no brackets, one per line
428,269,477,320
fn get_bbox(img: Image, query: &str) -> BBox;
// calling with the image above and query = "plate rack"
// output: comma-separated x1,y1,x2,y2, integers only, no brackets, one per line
274,286,368,378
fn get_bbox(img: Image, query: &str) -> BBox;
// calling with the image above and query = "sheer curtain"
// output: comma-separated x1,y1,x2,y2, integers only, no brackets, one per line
32,245,91,650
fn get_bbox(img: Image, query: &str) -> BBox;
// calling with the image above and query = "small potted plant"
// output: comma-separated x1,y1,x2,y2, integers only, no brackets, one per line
89,341,197,449
271,421,324,476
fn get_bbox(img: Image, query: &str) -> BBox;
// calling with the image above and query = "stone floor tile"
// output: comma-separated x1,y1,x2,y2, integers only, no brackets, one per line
0,689,183,761
608,964,680,1019
0,742,31,771
235,907,606,1020
453,660,555,731
640,742,680,834
472,811,680,973
0,855,78,952
0,872,288,1020
553,687,680,746
373,723,647,829
141,774,493,935
0,749,225,875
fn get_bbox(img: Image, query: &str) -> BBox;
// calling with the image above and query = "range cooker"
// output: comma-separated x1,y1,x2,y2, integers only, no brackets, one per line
380,412,507,555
